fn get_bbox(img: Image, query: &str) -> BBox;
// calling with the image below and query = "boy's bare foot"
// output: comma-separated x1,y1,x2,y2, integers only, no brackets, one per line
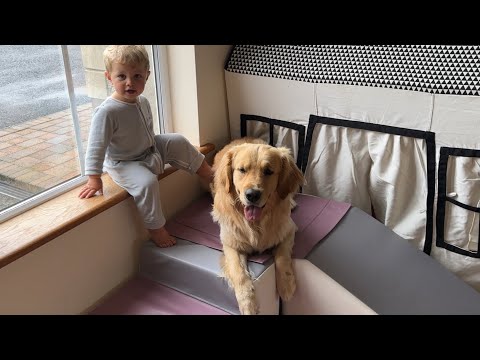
196,160,214,183
196,160,214,192
149,227,176,248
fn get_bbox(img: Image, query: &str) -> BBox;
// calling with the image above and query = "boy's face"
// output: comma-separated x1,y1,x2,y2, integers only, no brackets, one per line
105,61,150,103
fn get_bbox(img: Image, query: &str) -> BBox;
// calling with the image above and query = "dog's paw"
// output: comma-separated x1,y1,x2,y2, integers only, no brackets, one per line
238,299,259,315
236,288,259,315
276,270,296,301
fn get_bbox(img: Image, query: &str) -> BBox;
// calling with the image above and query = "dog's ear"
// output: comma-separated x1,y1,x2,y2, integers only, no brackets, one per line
214,148,234,194
276,147,305,200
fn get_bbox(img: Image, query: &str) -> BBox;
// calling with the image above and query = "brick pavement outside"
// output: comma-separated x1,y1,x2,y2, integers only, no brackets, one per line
0,103,92,194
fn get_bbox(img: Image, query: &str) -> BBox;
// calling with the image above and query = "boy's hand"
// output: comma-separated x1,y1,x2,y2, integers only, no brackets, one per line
78,175,104,199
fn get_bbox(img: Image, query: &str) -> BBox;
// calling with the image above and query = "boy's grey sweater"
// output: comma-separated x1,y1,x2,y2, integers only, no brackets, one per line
85,95,156,175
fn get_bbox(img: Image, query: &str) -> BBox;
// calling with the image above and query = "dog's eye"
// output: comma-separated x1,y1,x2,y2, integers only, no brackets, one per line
238,168,246,173
263,168,273,176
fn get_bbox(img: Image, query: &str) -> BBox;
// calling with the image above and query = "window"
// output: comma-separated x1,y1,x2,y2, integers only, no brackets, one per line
0,45,170,223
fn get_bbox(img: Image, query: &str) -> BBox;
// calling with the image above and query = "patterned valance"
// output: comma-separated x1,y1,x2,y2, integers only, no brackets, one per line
226,45,480,96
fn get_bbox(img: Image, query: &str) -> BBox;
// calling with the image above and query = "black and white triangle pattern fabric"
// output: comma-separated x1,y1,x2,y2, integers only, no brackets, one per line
226,45,480,96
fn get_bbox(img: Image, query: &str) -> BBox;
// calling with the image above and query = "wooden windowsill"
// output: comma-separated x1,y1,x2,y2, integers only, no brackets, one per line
0,143,215,270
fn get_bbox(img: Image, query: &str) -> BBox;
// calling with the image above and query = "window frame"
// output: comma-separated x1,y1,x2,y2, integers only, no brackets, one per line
0,45,170,224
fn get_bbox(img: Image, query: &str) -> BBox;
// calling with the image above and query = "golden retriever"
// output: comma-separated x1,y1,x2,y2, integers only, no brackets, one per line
211,137,305,314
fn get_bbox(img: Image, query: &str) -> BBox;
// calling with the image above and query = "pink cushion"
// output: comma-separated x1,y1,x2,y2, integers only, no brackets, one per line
165,193,350,263
90,275,229,315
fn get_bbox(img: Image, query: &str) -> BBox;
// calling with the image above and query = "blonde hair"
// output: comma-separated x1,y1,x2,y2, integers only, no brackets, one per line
103,45,150,72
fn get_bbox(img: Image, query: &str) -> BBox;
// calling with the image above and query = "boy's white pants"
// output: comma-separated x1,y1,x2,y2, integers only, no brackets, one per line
105,133,205,229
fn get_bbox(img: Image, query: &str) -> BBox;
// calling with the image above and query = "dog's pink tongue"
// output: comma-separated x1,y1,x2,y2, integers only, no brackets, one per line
244,205,263,221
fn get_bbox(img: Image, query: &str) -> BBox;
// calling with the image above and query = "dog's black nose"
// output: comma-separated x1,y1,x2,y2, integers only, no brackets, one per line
245,189,261,203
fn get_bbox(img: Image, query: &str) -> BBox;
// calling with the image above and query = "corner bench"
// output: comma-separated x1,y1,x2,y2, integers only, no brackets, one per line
90,194,480,315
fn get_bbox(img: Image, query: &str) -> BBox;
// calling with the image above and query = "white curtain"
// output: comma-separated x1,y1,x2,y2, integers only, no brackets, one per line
303,124,429,250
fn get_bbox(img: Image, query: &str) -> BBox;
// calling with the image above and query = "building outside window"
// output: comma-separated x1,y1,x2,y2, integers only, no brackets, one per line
0,45,169,223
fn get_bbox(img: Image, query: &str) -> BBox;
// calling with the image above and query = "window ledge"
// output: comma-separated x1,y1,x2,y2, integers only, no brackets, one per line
0,143,215,270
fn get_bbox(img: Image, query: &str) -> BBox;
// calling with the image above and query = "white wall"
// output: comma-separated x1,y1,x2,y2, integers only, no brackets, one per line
195,45,231,148
0,45,232,314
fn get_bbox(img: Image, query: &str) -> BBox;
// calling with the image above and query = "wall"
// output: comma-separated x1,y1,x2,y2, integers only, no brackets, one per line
0,200,145,314
167,46,200,144
195,45,231,149
0,45,232,314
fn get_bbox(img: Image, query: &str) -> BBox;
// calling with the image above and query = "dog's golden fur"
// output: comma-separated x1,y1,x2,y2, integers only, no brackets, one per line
211,137,305,314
